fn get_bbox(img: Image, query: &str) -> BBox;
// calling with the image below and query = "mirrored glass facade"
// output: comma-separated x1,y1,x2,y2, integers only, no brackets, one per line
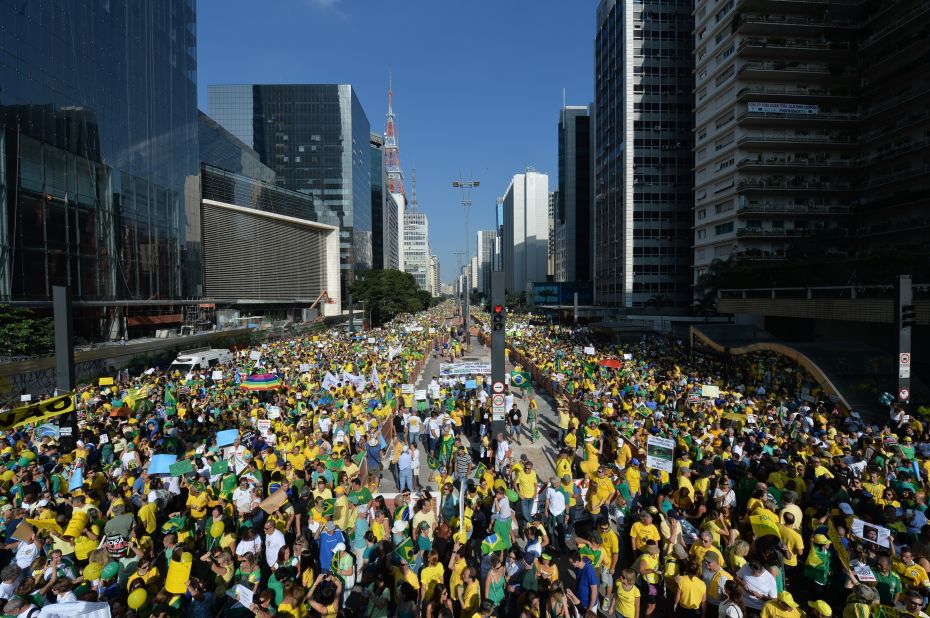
0,0,202,307
207,84,372,299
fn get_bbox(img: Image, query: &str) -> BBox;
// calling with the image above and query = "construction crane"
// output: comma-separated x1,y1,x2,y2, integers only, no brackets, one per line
309,290,335,322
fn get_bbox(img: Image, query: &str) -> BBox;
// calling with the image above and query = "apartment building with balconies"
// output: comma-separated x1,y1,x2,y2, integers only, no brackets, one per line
692,0,861,285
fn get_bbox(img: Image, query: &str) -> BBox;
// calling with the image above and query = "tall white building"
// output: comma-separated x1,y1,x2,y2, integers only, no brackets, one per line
476,230,497,297
403,210,430,290
501,171,550,294
391,192,406,272
470,256,479,291
428,255,440,297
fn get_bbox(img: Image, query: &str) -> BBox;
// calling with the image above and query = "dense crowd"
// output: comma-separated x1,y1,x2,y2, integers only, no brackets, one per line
0,304,922,618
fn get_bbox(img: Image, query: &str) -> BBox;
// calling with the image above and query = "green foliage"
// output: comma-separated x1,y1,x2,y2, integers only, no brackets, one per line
0,305,55,357
351,269,429,326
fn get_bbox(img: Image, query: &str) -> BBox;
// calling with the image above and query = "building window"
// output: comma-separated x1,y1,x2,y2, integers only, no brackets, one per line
697,229,707,240
715,222,734,235
698,209,707,220
715,200,734,213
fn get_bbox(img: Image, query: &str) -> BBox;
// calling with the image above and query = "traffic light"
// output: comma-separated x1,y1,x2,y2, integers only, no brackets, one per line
492,305,505,331
902,304,916,329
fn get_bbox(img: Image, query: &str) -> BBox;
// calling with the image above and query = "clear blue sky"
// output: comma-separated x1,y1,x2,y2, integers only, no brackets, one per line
197,0,595,284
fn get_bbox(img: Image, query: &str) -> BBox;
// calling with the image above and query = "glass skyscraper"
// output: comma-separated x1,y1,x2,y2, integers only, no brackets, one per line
594,0,694,308
207,84,372,297
0,0,201,338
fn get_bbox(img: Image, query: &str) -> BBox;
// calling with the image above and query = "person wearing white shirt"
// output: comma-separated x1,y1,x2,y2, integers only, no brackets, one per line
262,521,286,569
12,536,39,571
410,446,421,490
232,478,254,514
736,561,777,613
495,435,511,473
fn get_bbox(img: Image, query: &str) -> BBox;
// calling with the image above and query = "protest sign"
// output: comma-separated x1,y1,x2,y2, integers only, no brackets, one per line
169,460,194,477
414,389,427,401
259,489,288,514
583,346,595,355
147,454,177,475
851,518,891,548
701,384,720,398
211,370,223,381
645,435,674,473
216,429,238,448
401,384,414,394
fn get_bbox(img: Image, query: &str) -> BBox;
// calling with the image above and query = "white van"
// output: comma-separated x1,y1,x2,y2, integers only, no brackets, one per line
168,347,233,373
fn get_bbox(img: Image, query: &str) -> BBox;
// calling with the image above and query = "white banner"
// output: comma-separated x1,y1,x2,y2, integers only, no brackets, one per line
748,101,819,115
440,362,491,376
321,372,339,391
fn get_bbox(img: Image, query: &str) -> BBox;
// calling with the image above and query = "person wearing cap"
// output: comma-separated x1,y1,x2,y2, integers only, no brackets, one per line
760,590,801,618
806,599,832,618
804,533,833,591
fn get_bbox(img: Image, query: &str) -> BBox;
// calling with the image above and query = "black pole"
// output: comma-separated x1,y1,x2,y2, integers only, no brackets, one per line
53,286,77,452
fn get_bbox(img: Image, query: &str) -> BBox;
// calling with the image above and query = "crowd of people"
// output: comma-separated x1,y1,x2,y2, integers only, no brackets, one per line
0,303,923,618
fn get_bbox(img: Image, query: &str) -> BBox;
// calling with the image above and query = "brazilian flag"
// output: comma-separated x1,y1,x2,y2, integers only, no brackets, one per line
394,536,416,564
322,499,335,518
473,462,487,480
481,533,509,555
510,371,531,389
582,361,597,379
579,544,602,566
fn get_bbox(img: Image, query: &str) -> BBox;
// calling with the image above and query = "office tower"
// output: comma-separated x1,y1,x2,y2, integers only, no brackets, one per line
370,134,400,270
208,84,371,297
501,171,550,294
0,0,200,339
548,191,557,278
403,211,430,290
199,113,340,311
557,105,595,283
470,256,479,292
428,255,440,297
476,230,498,298
594,0,694,308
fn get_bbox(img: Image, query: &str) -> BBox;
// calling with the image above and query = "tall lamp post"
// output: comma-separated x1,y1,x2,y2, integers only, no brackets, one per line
453,178,479,350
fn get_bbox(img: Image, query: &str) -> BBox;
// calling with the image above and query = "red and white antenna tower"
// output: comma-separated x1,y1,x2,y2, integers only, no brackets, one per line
384,69,405,196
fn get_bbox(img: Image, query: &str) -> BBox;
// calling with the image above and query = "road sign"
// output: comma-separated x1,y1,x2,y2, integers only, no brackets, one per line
900,353,912,378
492,381,505,394
899,387,910,401
901,353,911,365
492,394,505,407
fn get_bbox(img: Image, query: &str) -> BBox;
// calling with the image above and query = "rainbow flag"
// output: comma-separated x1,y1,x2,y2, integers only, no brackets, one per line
240,373,282,391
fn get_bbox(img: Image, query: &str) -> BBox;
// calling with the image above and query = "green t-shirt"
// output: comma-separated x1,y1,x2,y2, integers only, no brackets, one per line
348,487,373,506
874,570,902,606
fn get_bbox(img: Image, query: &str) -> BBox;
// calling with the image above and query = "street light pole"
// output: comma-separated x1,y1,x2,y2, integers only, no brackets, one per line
453,178,479,350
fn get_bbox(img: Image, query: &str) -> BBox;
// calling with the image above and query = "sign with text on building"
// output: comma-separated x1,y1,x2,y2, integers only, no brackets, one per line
748,102,819,115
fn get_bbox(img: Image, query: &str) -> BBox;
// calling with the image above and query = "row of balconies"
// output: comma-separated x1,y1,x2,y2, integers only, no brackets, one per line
736,132,854,146
737,177,853,190
734,155,846,170
737,201,851,215
739,60,858,78
739,13,858,30
735,226,839,238
737,84,856,100
860,1,930,50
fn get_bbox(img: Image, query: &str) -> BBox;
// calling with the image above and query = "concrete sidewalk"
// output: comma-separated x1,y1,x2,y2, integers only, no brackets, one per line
377,334,560,493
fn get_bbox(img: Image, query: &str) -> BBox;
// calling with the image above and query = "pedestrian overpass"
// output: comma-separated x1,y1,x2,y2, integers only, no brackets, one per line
689,323,909,417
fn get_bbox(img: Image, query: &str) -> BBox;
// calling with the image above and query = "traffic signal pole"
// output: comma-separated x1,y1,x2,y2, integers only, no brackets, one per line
896,275,914,404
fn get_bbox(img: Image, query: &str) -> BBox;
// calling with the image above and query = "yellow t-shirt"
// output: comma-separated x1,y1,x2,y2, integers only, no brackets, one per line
615,584,641,618
186,492,209,519
677,575,706,609
760,602,801,618
138,501,157,534
779,525,803,567
420,563,444,601
630,522,660,551
461,580,480,616
598,529,620,569
515,470,539,500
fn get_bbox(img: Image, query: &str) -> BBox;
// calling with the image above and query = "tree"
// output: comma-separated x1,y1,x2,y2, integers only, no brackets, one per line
350,269,424,326
0,305,55,358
